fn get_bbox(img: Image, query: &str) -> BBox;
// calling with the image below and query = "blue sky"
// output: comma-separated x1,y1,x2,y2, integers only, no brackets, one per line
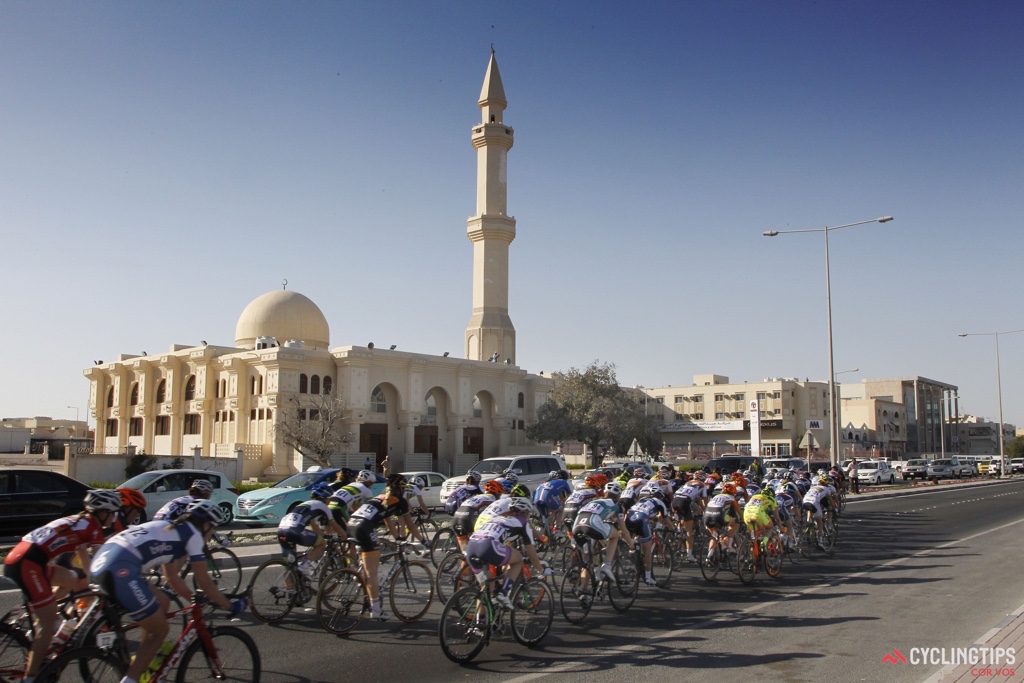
2,2,1022,429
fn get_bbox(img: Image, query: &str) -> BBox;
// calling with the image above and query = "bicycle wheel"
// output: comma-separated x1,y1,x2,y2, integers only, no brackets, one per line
651,533,675,588
248,559,298,623
558,562,594,625
765,534,784,579
193,548,243,597
438,586,488,664
822,517,837,554
316,568,367,635
435,552,472,605
699,542,721,582
176,625,261,683
0,622,29,681
511,577,553,647
35,645,126,683
798,522,817,560
736,540,756,585
389,560,434,622
607,550,638,612
429,528,457,567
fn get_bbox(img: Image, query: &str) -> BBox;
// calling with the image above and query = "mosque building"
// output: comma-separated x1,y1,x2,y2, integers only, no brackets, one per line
83,51,552,479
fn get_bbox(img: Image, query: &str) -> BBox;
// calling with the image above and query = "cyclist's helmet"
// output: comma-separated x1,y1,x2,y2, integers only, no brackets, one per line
409,476,425,489
638,482,662,500
659,465,672,477
548,470,561,481
483,479,506,495
311,482,333,500
584,474,602,489
501,470,519,485
186,499,228,526
117,487,147,510
633,467,646,477
509,484,530,498
817,475,831,486
604,481,623,497
722,482,738,496
761,487,776,502
558,470,570,481
190,479,214,495
507,497,535,516
356,470,375,484
696,471,707,482
465,470,482,484
84,489,122,513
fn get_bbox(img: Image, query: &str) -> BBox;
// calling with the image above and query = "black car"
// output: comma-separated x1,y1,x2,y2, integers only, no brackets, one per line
703,454,764,475
0,469,90,535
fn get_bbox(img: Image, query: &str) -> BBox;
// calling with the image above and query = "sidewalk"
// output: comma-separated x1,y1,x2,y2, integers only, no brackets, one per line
925,602,1024,683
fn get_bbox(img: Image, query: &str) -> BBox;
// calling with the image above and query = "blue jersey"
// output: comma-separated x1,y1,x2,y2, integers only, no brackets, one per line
533,480,569,511
95,520,206,573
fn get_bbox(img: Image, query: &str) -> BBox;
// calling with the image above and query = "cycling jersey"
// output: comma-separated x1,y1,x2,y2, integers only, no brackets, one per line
625,498,669,543
672,481,706,521
475,497,513,531
90,520,207,621
4,515,106,609
349,494,410,552
703,493,741,530
278,500,331,533
452,493,496,537
444,484,482,515
532,480,568,513
572,498,621,541
802,485,831,518
465,515,533,574
562,488,598,525
743,493,777,528
152,495,196,522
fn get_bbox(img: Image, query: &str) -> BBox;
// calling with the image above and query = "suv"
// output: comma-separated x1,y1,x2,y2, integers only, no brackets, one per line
602,462,655,479
703,454,764,475
926,457,969,482
440,454,567,499
763,457,808,472
856,460,897,485
1012,458,1024,475
901,459,931,481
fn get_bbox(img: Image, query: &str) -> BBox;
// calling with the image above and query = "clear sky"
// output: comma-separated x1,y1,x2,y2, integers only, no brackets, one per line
2,2,1022,429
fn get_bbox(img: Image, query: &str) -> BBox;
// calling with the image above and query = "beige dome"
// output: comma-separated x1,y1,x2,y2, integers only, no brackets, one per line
235,290,330,350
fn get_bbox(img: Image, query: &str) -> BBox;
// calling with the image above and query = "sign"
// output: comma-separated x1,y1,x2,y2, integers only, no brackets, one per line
743,419,783,429
659,420,744,433
806,419,824,430
749,399,761,458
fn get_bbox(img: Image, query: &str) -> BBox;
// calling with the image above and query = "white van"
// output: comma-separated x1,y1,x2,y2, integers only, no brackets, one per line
440,454,567,499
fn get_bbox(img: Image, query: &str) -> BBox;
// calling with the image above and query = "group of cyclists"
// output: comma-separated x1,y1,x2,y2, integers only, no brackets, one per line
0,459,849,680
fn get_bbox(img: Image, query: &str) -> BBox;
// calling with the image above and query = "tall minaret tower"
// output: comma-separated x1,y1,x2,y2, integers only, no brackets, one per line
465,49,516,364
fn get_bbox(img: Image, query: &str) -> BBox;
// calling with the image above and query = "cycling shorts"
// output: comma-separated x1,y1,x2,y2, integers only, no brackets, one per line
3,543,55,610
452,509,480,538
624,511,654,544
278,528,321,560
802,500,825,519
465,538,512,575
89,544,160,622
743,507,771,529
672,497,694,522
350,520,380,553
562,504,581,529
703,507,734,530
572,513,613,542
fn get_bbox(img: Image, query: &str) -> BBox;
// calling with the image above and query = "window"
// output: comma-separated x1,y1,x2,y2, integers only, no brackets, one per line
184,376,196,401
309,409,319,421
156,380,166,404
674,396,683,404
694,413,704,419
220,379,227,398
425,393,437,416
129,417,143,436
518,392,525,409
184,413,201,435
105,419,118,437
735,393,744,401
656,397,664,405
371,386,387,413
250,377,257,396
323,377,332,395
693,395,703,403
773,391,781,399
130,383,139,406
299,374,308,393
298,409,307,421
714,394,724,402
715,412,724,420
472,396,482,418
14,471,67,494
258,376,264,394
106,388,114,408
250,409,256,421
155,416,170,436
757,392,767,401
310,375,320,395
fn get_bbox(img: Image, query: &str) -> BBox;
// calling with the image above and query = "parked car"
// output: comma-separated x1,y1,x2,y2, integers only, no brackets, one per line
1011,458,1024,475
902,459,931,481
400,471,449,509
120,468,240,524
440,454,567,499
926,457,970,481
235,467,384,527
763,457,808,472
601,461,655,479
702,454,764,475
0,469,90,534
856,460,897,485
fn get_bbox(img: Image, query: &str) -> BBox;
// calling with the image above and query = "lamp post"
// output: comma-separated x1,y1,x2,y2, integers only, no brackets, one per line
764,216,894,466
66,405,79,422
959,328,1024,477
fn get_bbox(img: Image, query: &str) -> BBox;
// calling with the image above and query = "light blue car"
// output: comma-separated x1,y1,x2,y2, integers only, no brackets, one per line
234,467,385,527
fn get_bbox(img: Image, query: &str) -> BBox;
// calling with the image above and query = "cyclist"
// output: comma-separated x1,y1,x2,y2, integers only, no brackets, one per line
501,469,530,497
802,475,834,548
152,479,214,522
396,476,430,551
703,481,743,560
452,480,504,552
672,473,707,563
563,473,606,530
90,500,244,683
277,482,345,577
533,470,572,521
444,471,483,516
625,483,677,586
348,474,410,620
110,487,147,533
571,481,634,584
465,497,550,609
4,489,120,683
618,468,648,510
743,486,784,544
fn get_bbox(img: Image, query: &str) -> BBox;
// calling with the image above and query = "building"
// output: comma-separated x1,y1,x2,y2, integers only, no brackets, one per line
84,52,552,479
844,376,958,455
1,417,91,457
949,415,1017,456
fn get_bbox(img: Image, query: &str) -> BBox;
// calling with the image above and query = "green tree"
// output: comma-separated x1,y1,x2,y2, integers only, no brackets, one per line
1006,435,1024,459
527,361,660,467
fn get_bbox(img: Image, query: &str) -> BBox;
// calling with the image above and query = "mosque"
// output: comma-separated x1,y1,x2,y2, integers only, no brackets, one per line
83,52,553,479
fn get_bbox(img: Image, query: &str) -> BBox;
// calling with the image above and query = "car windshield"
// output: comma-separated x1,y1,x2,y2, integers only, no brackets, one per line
932,460,951,466
121,471,165,489
908,460,926,466
271,472,328,489
471,459,513,475
858,463,878,470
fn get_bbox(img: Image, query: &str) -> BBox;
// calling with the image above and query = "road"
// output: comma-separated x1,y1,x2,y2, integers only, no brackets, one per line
3,479,1024,682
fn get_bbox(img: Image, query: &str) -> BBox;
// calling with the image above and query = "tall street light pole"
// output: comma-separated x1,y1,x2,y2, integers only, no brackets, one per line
959,328,1024,477
764,216,894,467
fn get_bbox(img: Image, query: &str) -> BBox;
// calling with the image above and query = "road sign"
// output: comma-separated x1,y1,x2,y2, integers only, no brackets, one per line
806,419,824,430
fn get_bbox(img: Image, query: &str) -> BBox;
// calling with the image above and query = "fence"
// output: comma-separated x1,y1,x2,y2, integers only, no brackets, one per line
65,446,246,484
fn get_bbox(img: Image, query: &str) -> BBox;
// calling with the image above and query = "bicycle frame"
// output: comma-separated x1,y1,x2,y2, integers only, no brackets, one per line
125,601,219,683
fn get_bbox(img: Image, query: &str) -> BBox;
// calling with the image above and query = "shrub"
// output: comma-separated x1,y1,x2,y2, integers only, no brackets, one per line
125,452,157,479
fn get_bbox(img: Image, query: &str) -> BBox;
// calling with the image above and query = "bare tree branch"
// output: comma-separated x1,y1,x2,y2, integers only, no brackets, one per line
276,394,354,468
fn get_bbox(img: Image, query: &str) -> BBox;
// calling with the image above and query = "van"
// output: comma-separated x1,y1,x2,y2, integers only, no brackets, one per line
440,453,567,498
702,454,764,475
762,457,808,472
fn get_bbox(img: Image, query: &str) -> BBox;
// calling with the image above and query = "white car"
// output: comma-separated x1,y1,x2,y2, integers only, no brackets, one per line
400,471,449,509
855,460,897,485
120,469,240,523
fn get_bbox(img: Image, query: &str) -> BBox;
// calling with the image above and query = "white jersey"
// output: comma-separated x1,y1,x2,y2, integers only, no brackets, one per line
802,485,830,506
102,520,206,572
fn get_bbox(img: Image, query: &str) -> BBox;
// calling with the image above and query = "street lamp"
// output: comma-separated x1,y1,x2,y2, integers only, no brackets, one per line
959,328,1024,477
764,216,894,466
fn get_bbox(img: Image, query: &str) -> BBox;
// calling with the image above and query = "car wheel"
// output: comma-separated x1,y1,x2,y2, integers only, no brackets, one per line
219,502,235,524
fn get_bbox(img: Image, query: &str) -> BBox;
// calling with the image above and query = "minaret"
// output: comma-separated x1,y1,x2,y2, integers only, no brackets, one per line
465,49,516,364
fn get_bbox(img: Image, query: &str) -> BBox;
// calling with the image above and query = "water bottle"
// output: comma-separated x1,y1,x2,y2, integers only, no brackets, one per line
139,640,174,683
51,617,77,648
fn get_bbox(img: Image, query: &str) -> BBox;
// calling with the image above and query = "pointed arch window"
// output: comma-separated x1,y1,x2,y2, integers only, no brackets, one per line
425,393,437,417
310,375,320,395
155,379,166,404
184,376,196,401
518,392,525,409
106,387,115,408
299,374,308,394
220,379,227,398
472,395,482,418
323,377,333,395
370,386,387,413
130,383,140,406
258,375,264,394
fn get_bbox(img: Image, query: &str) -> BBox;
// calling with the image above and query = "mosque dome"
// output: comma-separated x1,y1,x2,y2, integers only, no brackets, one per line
235,290,330,351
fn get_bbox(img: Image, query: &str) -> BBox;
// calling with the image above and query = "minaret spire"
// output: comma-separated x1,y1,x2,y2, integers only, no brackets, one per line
465,51,516,364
